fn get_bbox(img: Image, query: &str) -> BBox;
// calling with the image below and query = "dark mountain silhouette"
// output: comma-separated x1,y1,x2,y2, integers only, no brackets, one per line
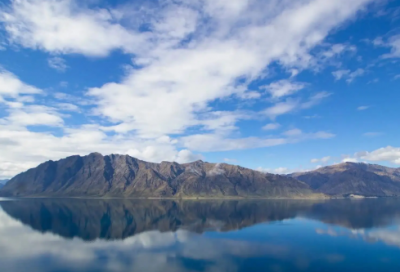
0,180,8,189
0,153,318,198
290,162,400,197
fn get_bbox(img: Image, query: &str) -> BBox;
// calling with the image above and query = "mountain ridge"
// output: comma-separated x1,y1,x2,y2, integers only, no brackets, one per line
290,162,400,197
0,153,319,199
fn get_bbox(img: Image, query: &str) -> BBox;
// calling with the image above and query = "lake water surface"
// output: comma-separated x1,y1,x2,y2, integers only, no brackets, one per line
1,198,400,272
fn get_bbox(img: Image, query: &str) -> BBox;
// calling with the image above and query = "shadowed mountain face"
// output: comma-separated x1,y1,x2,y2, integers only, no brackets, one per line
2,199,400,241
0,180,8,189
290,162,400,197
0,153,317,198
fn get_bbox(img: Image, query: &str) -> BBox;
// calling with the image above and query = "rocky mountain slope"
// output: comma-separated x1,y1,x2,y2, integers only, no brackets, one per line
290,162,400,197
0,153,318,198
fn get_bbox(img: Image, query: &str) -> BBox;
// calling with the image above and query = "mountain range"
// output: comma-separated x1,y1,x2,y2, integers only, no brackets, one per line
0,153,399,198
0,153,317,198
290,162,400,197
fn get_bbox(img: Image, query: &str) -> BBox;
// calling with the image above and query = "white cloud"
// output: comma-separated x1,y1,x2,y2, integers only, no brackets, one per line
86,0,372,136
332,68,365,82
56,103,80,112
369,35,400,59
356,146,400,165
332,69,350,80
0,0,374,177
257,167,290,175
315,146,400,167
263,100,299,118
304,114,321,119
347,69,365,82
180,134,287,152
207,163,225,176
0,0,147,57
48,56,68,72
262,80,305,98
341,157,359,163
357,105,370,111
262,91,331,119
382,35,400,59
0,105,64,127
262,123,281,131
181,129,335,152
320,43,356,59
175,149,204,164
256,165,322,174
300,91,332,109
310,156,331,163
0,70,42,99
283,128,303,137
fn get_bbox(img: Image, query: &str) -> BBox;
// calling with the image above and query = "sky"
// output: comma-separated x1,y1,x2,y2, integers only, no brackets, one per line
0,0,399,179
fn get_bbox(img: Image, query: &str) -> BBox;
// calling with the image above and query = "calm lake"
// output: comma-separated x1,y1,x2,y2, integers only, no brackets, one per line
0,198,400,272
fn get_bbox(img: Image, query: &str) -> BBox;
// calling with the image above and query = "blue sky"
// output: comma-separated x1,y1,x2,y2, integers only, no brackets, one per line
0,0,399,178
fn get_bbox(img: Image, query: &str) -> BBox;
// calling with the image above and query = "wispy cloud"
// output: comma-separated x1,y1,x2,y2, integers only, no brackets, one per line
332,68,365,82
48,56,68,72
363,132,383,137
357,105,370,111
310,156,331,163
262,123,281,131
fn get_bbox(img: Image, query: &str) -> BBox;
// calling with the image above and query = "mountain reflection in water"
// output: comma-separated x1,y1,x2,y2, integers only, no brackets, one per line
1,198,400,272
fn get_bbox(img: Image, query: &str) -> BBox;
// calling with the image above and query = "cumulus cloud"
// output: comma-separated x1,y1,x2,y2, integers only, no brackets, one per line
85,0,371,136
355,146,400,164
342,157,359,163
315,146,400,167
0,0,147,56
0,105,64,127
0,0,375,177
0,70,42,99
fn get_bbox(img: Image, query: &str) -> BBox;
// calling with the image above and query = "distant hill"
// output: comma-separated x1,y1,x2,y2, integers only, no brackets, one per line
0,180,9,189
290,162,400,197
0,153,318,199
